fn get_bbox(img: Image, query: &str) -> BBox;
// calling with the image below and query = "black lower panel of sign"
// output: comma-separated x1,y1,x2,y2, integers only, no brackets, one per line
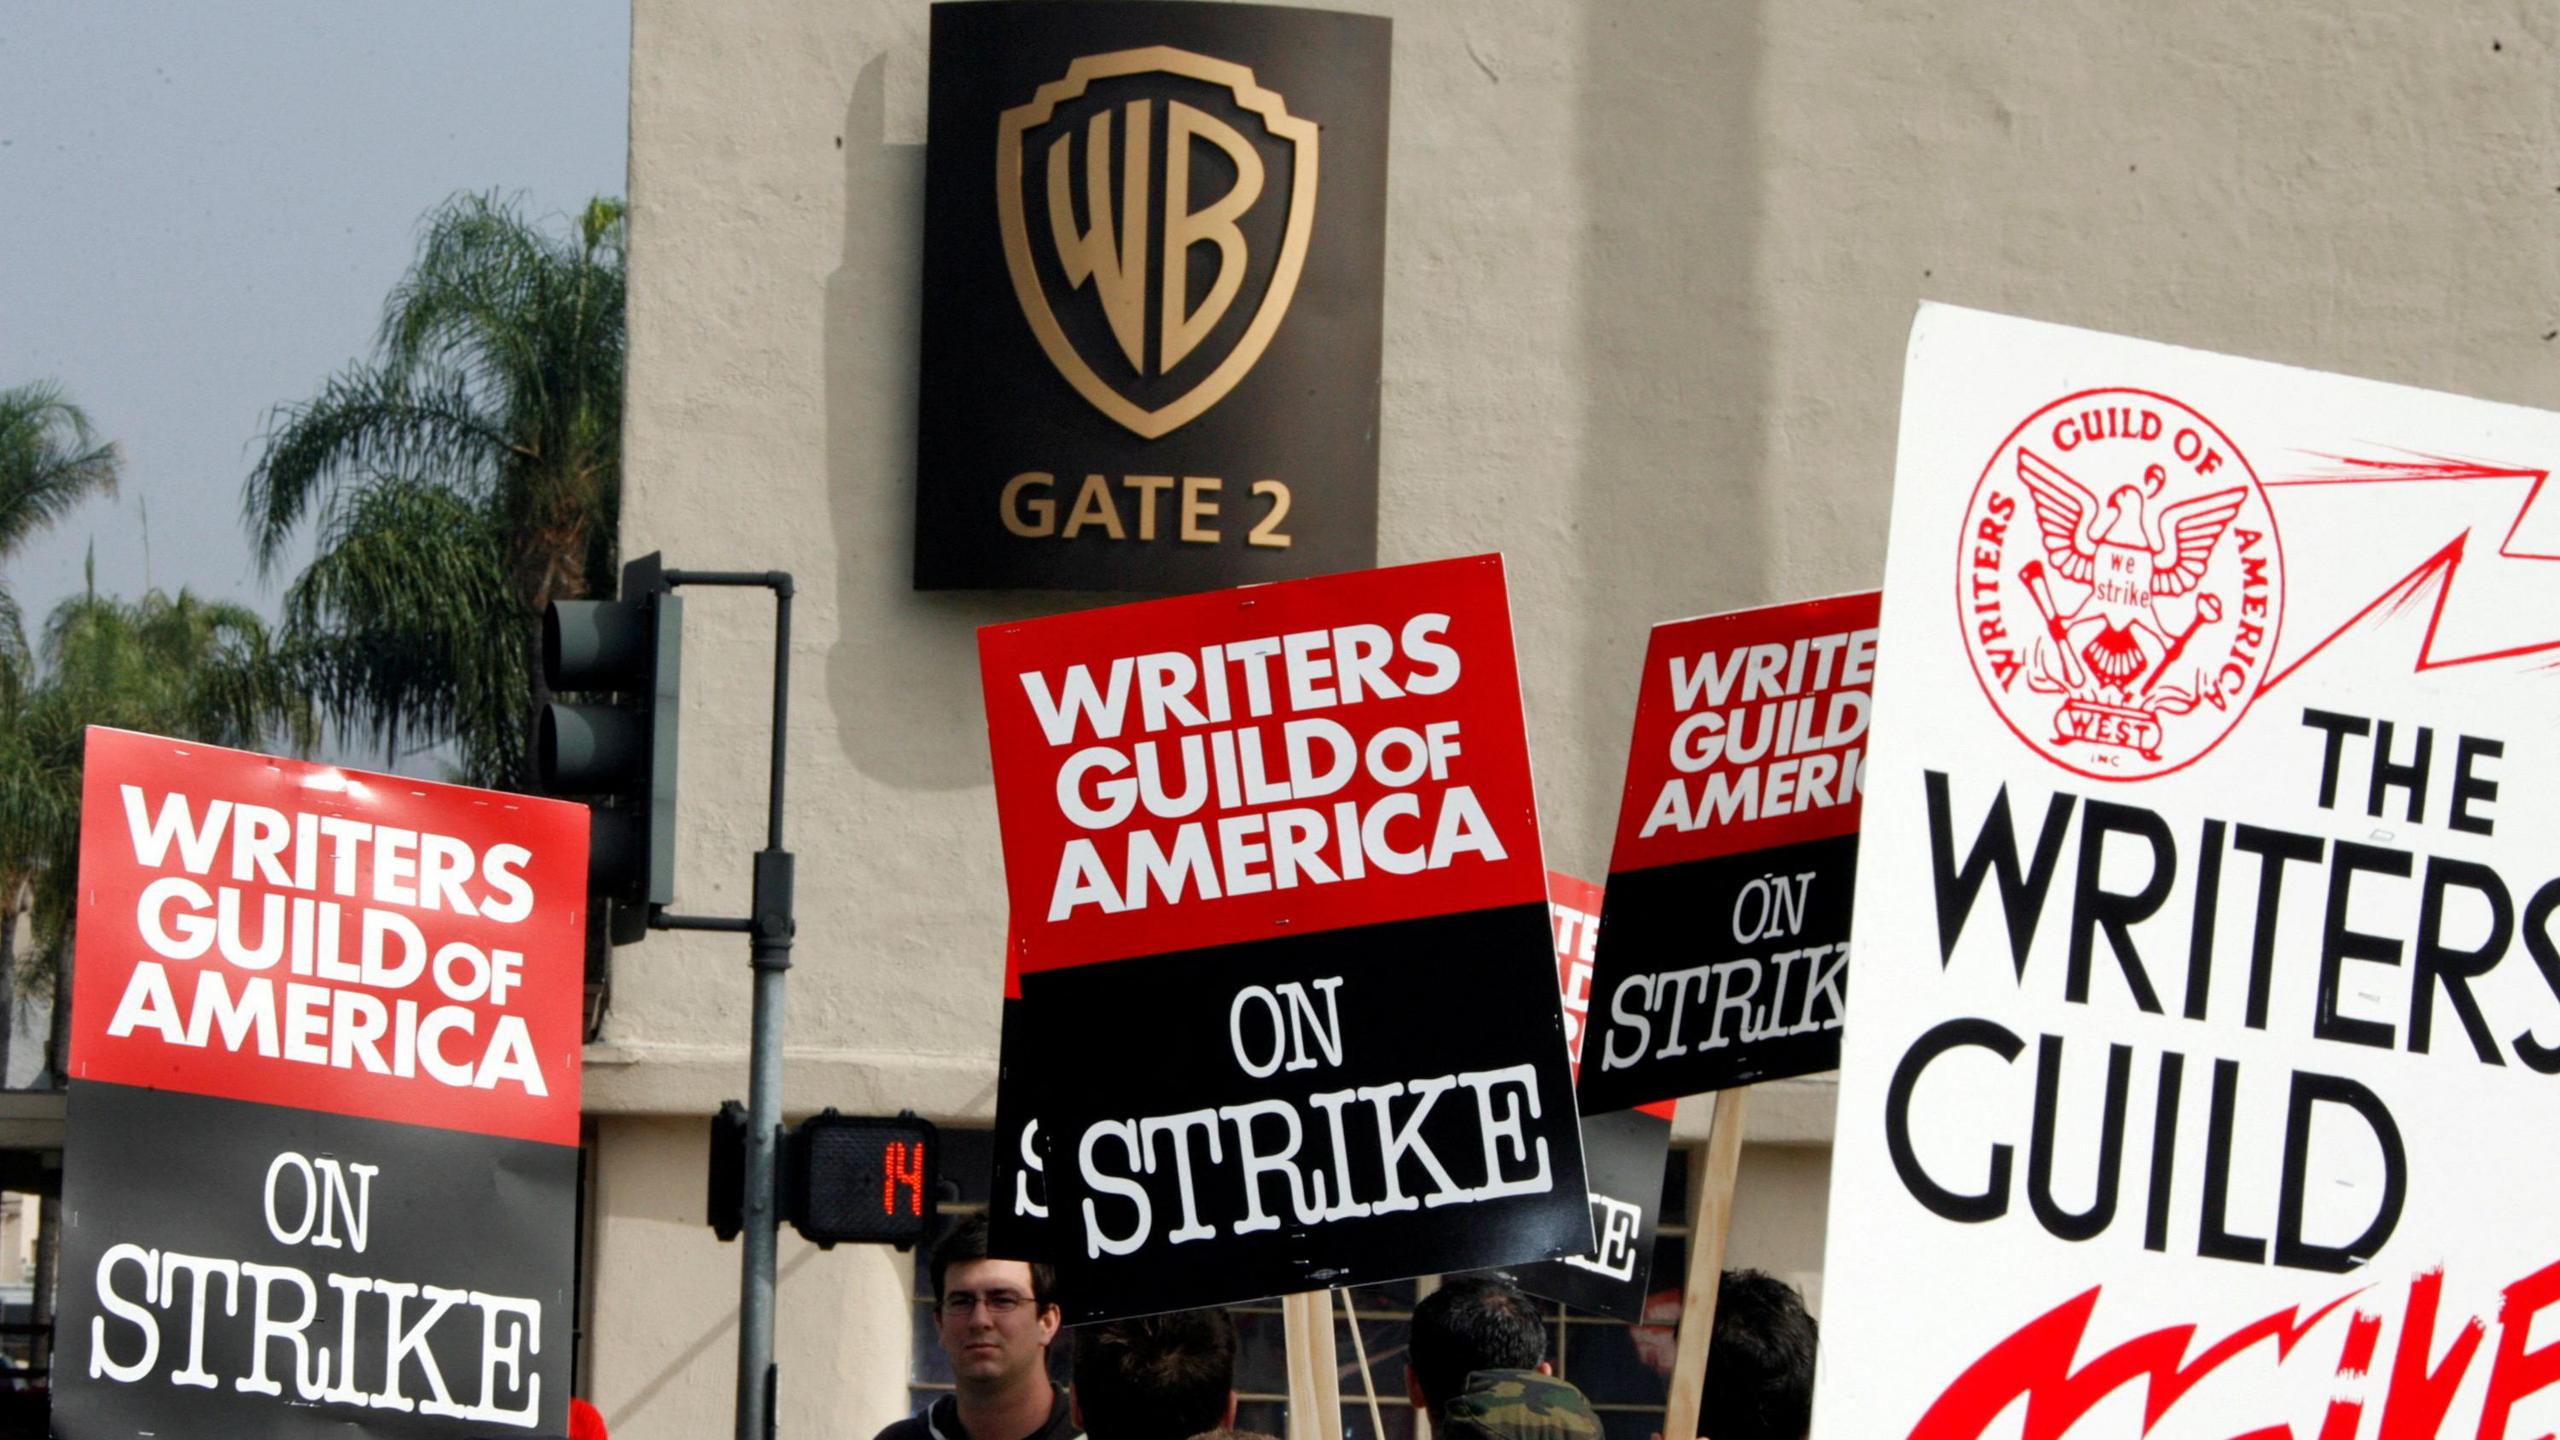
987,996,1055,1261
1503,1107,1673,1321
1578,834,1859,1114
54,1081,575,1440
1019,902,1593,1323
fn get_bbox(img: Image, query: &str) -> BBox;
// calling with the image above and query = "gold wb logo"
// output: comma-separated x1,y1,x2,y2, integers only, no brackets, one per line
997,47,1318,439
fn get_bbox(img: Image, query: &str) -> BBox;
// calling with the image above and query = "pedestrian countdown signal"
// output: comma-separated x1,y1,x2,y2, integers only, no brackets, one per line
783,1110,938,1249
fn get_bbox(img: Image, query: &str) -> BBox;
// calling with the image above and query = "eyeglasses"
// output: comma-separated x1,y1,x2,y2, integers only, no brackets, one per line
940,1290,1036,1318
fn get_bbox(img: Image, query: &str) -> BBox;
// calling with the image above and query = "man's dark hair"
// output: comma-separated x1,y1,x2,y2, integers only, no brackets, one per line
1409,1277,1548,1416
930,1213,1057,1309
1698,1270,1817,1440
1070,1308,1237,1440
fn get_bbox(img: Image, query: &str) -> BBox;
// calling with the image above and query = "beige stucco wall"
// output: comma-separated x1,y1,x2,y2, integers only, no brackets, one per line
600,0,2558,1434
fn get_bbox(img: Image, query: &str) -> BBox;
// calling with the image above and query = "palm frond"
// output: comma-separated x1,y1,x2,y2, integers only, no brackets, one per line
0,586,25,707
243,366,510,572
386,193,552,389
281,473,523,787
0,381,120,556
2,583,312,987
242,190,626,793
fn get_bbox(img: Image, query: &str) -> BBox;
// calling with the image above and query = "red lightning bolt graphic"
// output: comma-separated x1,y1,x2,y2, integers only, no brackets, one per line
1907,1284,2360,1440
2262,454,2560,690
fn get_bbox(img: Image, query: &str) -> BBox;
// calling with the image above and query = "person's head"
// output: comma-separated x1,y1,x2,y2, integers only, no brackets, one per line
1068,1307,1239,1440
1696,1270,1817,1440
931,1214,1062,1397
1406,1277,1550,1420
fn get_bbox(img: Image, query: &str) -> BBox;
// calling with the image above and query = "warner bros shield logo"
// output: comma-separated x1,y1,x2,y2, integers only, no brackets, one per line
997,47,1317,440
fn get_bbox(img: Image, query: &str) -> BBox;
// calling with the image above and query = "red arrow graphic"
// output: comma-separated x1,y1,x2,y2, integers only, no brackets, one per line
2261,454,2560,692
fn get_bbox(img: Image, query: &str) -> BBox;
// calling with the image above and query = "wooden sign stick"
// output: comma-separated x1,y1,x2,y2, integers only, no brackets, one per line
1284,1292,1318,1440
1309,1291,1347,1440
1342,1287,1389,1440
1284,1290,1348,1440
1660,1087,1750,1440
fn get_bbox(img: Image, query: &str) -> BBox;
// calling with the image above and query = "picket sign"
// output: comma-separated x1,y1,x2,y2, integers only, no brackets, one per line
978,555,1592,1324
1660,1088,1750,1440
53,730,588,1440
1815,307,2560,1436
1575,594,1877,1116
1571,594,1875,1439
1510,873,1678,1323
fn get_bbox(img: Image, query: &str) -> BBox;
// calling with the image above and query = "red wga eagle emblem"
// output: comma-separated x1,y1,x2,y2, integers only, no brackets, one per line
1958,389,2284,781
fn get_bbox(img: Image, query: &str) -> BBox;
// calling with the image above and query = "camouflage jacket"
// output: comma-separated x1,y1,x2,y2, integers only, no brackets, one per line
1437,1370,1604,1440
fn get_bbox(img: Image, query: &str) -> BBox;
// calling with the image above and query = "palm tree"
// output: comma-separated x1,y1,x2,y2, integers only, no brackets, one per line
0,384,120,688
0,580,308,1366
0,382,119,1084
0,582,313,1081
246,192,626,788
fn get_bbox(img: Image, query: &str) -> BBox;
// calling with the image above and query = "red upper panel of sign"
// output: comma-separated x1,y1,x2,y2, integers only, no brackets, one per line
1547,871,1675,1121
70,728,589,1146
982,556,1549,974
1608,592,1880,874
1547,870,1604,1086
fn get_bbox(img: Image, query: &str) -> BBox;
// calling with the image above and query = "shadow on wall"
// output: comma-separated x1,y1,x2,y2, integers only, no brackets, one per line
1566,1,1773,824
824,55,1100,794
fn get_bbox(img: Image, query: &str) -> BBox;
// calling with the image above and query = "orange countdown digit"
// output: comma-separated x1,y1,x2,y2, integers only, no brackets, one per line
885,1140,927,1216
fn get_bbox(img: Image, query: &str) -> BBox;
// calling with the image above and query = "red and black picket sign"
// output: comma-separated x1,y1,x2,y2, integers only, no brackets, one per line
979,555,1591,1322
54,729,587,1440
985,932,1056,1261
1504,873,1675,1322
1576,593,1879,1114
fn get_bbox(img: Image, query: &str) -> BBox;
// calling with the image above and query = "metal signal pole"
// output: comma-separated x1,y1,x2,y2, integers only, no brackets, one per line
645,569,796,1440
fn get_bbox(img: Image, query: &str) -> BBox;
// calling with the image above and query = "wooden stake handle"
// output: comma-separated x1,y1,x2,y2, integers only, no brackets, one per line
1342,1287,1389,1440
1662,1088,1750,1440
1284,1290,1347,1440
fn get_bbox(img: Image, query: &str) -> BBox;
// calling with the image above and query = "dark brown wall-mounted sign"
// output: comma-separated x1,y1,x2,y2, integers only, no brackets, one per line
915,0,1391,592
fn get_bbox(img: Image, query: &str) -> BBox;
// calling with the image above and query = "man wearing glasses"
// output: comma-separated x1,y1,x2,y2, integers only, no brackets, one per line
878,1215,1081,1440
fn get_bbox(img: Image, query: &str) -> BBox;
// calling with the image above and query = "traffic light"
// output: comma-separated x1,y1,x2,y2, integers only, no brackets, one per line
538,552,682,944
785,1110,939,1249
708,1100,749,1242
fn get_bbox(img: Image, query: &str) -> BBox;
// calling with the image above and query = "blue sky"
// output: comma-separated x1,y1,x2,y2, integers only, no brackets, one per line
0,1,629,683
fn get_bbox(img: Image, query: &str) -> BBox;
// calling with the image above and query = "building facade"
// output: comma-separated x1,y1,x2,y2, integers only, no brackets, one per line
587,1,2560,1436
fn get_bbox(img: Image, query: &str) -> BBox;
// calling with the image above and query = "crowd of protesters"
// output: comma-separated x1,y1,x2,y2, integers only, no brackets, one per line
871,1217,1817,1440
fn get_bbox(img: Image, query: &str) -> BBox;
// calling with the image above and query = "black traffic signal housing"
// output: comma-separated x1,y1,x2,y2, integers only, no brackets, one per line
538,552,682,946
708,1100,749,1242
786,1110,939,1249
